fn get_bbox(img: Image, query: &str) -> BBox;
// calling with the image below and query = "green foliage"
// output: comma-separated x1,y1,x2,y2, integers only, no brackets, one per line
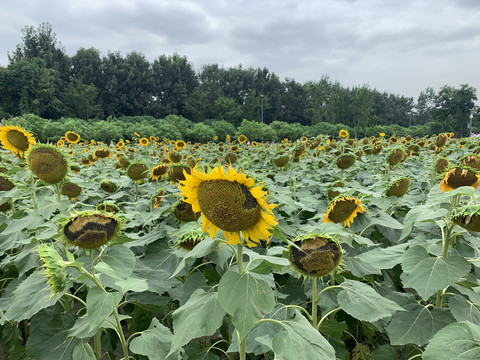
236,119,277,141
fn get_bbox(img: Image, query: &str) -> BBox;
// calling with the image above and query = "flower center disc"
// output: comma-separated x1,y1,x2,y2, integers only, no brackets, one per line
290,237,341,276
64,215,118,248
6,130,29,151
28,148,67,183
197,180,261,232
328,198,358,223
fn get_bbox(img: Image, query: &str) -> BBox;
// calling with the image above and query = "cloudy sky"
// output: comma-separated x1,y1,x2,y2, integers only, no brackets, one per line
1,0,479,99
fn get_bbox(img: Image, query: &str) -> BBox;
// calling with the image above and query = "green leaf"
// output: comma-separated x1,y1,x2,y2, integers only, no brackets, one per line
72,342,96,360
218,271,275,340
26,307,78,360
385,304,455,345
170,289,225,354
355,244,409,270
423,321,480,360
344,257,382,277
114,276,149,294
86,287,123,331
129,317,178,360
272,311,336,360
402,246,471,299
400,205,448,240
337,280,404,322
449,295,480,324
4,270,62,322
97,245,136,279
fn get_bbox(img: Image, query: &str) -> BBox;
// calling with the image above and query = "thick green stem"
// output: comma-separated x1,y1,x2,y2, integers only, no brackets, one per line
311,278,318,328
113,308,129,360
237,330,246,360
94,330,102,360
237,244,244,274
30,176,37,209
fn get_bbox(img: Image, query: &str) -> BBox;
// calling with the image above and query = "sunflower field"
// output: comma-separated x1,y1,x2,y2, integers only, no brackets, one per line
1,125,480,360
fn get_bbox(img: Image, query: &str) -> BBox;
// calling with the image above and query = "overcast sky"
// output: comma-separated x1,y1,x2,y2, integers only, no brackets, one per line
1,0,479,100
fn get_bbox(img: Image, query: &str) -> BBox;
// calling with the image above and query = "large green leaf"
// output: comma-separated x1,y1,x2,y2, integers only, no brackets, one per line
337,280,404,322
423,321,480,360
402,246,471,299
129,317,179,360
4,270,62,322
170,289,225,354
96,245,136,279
400,205,448,240
385,304,455,345
355,243,409,270
86,287,123,331
218,271,275,340
449,295,480,324
271,310,336,360
72,343,96,360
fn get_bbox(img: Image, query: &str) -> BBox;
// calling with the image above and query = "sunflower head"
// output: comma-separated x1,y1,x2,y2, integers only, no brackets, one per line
96,202,121,214
385,177,410,197
176,228,207,251
179,166,278,247
173,200,201,222
439,166,480,192
461,154,480,171
0,125,36,157
339,130,349,138
100,179,118,193
387,148,405,166
150,164,169,181
65,131,81,144
336,154,356,169
139,138,149,146
289,234,343,278
453,205,480,232
93,148,111,159
168,151,182,164
37,244,68,296
323,196,365,227
26,144,68,184
436,133,448,148
273,153,290,168
0,174,14,192
63,211,121,249
435,158,449,174
61,181,82,200
238,134,247,143
327,181,344,201
127,162,149,181
168,164,191,183
224,152,238,165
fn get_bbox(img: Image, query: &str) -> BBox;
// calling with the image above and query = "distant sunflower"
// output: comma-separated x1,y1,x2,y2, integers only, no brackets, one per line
93,148,112,159
127,162,149,181
439,166,480,192
179,166,278,247
453,205,480,232
379,132,385,137
57,139,65,147
139,138,149,146
238,134,247,143
323,196,364,227
150,164,169,181
176,140,186,149
65,131,81,144
0,125,36,157
339,129,349,138
116,140,125,148
336,154,356,169
61,181,82,201
386,177,410,197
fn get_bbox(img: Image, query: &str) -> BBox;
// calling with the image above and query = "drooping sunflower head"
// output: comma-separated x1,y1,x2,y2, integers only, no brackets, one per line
336,154,356,170
289,233,343,278
172,199,201,222
435,158,449,174
63,211,121,249
323,195,365,227
127,162,149,181
96,202,121,214
65,131,81,144
385,177,411,198
0,125,36,157
176,228,207,251
150,164,169,181
439,166,480,192
436,133,448,148
273,153,290,168
61,181,82,200
100,179,118,193
179,166,278,247
0,174,15,192
327,181,344,201
387,148,405,166
224,152,238,164
93,148,112,160
168,164,191,183
37,243,68,296
26,144,68,184
452,205,480,232
461,154,480,171
168,151,182,164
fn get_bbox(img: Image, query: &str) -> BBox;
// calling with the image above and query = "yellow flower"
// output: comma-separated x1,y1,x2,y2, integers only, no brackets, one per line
57,139,65,147
117,140,125,148
339,130,349,138
0,125,36,157
139,138,149,146
439,166,480,192
65,131,81,144
179,166,278,247
323,196,364,227
176,140,186,149
379,132,385,137
238,134,247,143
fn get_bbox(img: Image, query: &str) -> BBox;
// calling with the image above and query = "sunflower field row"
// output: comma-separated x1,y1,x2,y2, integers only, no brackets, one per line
1,125,480,360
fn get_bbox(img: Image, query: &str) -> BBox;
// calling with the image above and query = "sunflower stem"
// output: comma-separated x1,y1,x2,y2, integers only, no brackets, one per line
55,182,61,203
237,330,246,360
30,175,37,209
236,244,244,274
94,329,102,360
113,307,130,360
311,277,318,327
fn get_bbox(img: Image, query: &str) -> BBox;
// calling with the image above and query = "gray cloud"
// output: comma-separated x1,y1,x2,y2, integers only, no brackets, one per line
1,0,479,99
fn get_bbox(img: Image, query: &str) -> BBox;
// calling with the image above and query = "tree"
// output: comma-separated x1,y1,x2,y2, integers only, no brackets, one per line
351,85,378,138
62,78,100,120
415,87,435,125
432,84,477,136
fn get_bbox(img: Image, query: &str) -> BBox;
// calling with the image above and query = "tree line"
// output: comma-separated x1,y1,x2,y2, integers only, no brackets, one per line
0,23,478,137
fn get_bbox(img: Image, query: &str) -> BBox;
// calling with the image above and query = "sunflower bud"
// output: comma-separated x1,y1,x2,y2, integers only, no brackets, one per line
37,244,68,296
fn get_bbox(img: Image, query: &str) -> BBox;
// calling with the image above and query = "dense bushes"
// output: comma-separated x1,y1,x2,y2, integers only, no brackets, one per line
6,114,435,144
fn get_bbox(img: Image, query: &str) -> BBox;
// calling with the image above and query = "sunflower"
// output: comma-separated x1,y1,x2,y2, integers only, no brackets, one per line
436,133,448,148
168,164,191,183
379,132,385,137
0,125,36,157
173,200,201,222
238,134,247,143
336,154,356,169
100,179,118,193
127,162,149,181
273,153,290,168
439,166,480,192
176,229,207,251
176,140,186,149
150,164,169,181
57,139,65,147
385,177,410,197
93,148,112,159
168,151,182,163
435,158,449,173
323,196,364,227
289,234,343,277
65,131,81,144
339,129,349,138
37,244,68,296
139,138,149,146
61,181,82,201
387,148,405,166
461,154,480,171
117,140,125,148
151,189,165,210
26,144,68,184
179,166,278,247
327,181,344,201
96,202,121,214
63,211,120,249
453,205,480,232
